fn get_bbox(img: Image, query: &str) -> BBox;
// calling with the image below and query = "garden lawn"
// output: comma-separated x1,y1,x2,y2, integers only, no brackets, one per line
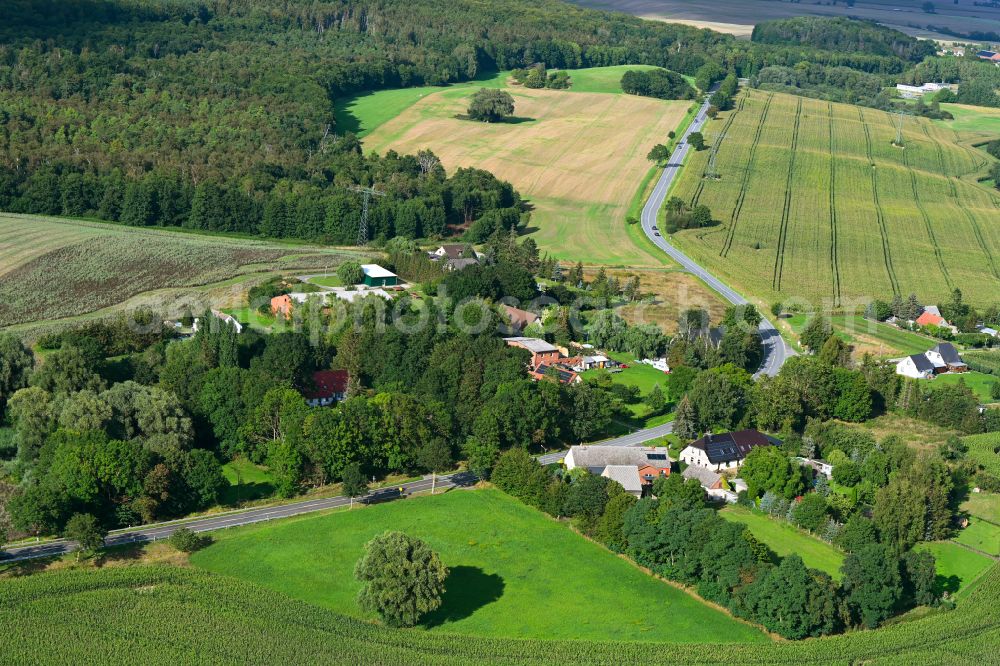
930,372,998,403
962,493,1000,523
954,518,1000,557
719,505,845,579
191,489,767,643
914,541,995,600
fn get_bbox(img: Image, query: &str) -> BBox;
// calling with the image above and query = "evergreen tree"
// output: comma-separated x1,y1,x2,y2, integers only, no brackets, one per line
673,395,698,440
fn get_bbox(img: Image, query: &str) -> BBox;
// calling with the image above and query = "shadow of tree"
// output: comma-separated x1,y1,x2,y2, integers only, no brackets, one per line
936,573,962,596
423,566,504,627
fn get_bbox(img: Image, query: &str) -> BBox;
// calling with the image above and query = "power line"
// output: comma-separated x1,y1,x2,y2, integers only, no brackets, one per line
348,184,385,246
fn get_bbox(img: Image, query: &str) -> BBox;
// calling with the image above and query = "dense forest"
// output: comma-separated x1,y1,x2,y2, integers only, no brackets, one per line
751,17,937,63
0,1,960,240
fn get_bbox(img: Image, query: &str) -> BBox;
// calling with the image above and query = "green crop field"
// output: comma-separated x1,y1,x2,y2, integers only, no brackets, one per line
4,562,999,664
719,505,845,578
671,89,1000,308
965,432,1000,477
965,349,1000,376
0,213,355,329
915,541,995,600
191,489,765,643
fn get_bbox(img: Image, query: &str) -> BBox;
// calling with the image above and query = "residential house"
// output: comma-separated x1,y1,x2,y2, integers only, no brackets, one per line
896,352,936,379
681,464,723,490
926,342,967,373
601,465,644,497
679,430,775,471
915,305,947,328
529,363,580,384
361,264,398,288
302,369,349,407
564,445,671,475
504,337,561,367
271,294,294,319
501,305,540,332
637,464,670,486
570,355,614,372
430,244,474,261
210,309,243,333
977,50,1000,62
445,257,479,271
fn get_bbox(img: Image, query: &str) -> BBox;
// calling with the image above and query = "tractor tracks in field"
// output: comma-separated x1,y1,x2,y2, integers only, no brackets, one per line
902,147,953,290
771,97,801,292
827,103,842,307
721,93,772,258
859,107,900,296
692,94,745,206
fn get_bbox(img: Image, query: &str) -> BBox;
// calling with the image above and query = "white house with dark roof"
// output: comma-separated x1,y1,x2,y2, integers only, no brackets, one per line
896,342,966,378
679,430,775,471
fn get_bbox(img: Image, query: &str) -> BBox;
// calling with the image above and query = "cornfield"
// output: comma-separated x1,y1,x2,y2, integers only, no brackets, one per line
2,563,997,664
0,214,355,326
672,90,1000,308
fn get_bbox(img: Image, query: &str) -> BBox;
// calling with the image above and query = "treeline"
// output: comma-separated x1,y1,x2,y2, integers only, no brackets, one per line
751,17,936,63
900,56,1000,108
0,149,522,245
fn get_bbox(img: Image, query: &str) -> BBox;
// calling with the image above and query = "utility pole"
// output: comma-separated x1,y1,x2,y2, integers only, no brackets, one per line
348,184,385,246
894,109,906,147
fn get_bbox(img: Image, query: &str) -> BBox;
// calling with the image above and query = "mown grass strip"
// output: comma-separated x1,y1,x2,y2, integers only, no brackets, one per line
721,93,772,258
771,97,801,291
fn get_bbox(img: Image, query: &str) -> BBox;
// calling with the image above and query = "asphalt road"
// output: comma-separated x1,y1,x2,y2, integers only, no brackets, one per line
3,473,479,563
640,94,791,378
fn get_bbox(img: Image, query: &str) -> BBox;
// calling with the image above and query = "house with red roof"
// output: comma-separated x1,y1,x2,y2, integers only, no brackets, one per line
303,370,349,406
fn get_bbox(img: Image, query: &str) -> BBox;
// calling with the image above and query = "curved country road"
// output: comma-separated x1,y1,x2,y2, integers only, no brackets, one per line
2,94,791,564
641,93,792,379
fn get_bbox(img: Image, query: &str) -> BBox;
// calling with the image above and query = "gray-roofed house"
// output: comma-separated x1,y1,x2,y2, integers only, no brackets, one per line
504,336,561,368
601,465,643,497
896,352,936,379
679,430,775,471
564,445,671,475
682,464,722,490
926,342,967,373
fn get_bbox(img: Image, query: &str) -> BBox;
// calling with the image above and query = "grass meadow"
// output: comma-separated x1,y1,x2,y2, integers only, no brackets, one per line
360,72,692,266
0,213,355,329
670,89,1000,307
915,541,995,600
930,371,998,403
954,519,1000,557
191,489,767,643
719,505,845,578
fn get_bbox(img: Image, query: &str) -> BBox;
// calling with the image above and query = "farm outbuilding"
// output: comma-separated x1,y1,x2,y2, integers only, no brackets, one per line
361,264,398,287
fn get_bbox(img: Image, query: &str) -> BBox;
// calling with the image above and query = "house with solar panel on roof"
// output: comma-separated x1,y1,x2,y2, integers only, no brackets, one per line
679,430,777,472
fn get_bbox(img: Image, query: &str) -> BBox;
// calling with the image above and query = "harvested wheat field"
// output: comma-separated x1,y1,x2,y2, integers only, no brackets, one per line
364,85,691,266
0,213,357,328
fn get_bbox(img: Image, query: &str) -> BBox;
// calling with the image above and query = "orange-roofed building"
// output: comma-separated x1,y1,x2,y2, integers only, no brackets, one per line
637,464,670,487
271,294,293,319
